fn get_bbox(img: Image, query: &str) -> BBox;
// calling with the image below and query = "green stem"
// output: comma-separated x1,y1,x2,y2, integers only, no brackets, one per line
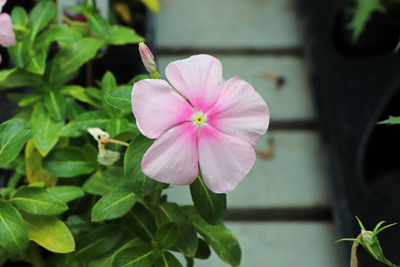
7,173,22,189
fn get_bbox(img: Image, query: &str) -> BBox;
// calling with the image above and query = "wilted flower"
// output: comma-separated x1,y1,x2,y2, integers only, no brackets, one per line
132,54,269,193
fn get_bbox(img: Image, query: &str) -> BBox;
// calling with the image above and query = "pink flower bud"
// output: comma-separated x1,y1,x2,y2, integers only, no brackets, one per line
0,13,16,47
138,42,157,73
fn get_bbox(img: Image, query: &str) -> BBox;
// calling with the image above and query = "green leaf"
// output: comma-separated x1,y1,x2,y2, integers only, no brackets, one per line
349,0,386,41
43,147,96,177
154,202,198,257
86,13,110,37
0,119,33,167
155,252,182,267
156,223,179,249
0,201,29,254
60,85,100,108
31,102,63,157
0,69,41,90
190,175,226,225
141,0,160,13
104,86,132,111
29,0,56,40
47,38,104,83
184,206,241,267
123,203,157,242
75,225,123,261
91,188,136,222
395,41,400,53
11,186,68,215
106,118,137,138
36,24,82,49
378,115,400,125
47,186,85,203
44,91,66,122
83,167,125,196
0,68,17,81
11,7,28,26
194,238,211,259
60,111,109,137
0,246,7,266
8,37,30,68
65,98,85,121
25,49,47,75
100,71,117,92
124,135,158,195
112,245,156,267
23,213,75,253
106,25,144,45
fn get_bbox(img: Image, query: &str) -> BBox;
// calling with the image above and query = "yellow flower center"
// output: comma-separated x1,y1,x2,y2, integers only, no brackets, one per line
193,113,206,126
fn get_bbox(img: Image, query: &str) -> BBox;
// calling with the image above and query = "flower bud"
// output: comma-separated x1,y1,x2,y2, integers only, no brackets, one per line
138,42,157,73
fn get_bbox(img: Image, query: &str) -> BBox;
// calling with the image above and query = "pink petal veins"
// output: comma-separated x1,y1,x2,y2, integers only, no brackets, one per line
165,54,224,113
132,79,195,139
207,77,269,145
0,13,16,47
198,125,256,193
142,123,199,185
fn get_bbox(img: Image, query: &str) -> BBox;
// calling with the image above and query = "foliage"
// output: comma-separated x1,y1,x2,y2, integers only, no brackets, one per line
0,1,240,266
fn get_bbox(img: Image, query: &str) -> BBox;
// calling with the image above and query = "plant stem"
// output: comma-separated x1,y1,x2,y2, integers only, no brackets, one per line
100,138,129,147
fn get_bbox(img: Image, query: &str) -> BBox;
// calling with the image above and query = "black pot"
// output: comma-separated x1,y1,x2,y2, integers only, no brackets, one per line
298,1,400,266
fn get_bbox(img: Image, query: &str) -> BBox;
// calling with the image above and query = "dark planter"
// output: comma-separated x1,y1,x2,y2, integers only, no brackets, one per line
298,1,400,266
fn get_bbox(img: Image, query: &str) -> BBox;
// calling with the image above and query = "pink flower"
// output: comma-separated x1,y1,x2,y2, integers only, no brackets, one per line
0,0,16,64
132,55,269,193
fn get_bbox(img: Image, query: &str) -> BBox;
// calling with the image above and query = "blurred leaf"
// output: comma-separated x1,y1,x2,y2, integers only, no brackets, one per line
83,167,125,196
8,37,30,68
155,252,183,267
11,186,68,215
0,119,33,167
0,68,17,81
123,203,157,243
47,186,85,203
0,201,29,254
65,98,85,121
75,225,123,262
61,85,101,108
43,147,96,177
156,223,179,249
29,0,56,40
44,91,66,122
349,0,385,41
190,175,226,225
124,135,158,195
106,25,143,45
101,71,117,92
112,245,156,267
11,7,28,26
23,213,75,253
378,115,400,125
47,38,104,83
26,49,47,75
18,93,42,107
31,102,63,157
60,111,109,137
0,69,41,90
36,24,82,49
0,246,7,266
395,41,400,53
25,140,57,187
86,13,110,37
141,0,160,13
91,188,136,222
184,206,241,267
104,86,132,111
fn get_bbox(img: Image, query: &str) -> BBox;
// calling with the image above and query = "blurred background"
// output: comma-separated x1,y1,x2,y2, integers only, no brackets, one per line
1,0,400,266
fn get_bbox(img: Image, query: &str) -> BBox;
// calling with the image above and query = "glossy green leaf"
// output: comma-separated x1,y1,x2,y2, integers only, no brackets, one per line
155,252,182,267
104,86,132,111
124,135,158,195
184,206,241,267
31,102,63,157
92,188,136,222
194,238,211,259
378,115,400,125
0,68,17,82
36,24,82,49
112,245,156,267
60,85,100,108
75,225,123,261
26,49,47,75
0,201,29,254
47,38,104,83
123,203,157,242
106,25,144,45
0,119,33,167
47,186,85,203
190,175,226,225
156,223,179,249
29,0,56,39
106,118,137,138
11,186,68,215
60,111,109,137
43,91,66,122
101,71,117,92
43,147,96,177
0,69,41,90
23,213,75,253
11,7,28,26
65,98,85,121
83,167,125,196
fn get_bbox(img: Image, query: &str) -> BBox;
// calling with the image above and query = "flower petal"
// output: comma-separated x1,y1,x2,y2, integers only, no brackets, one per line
198,125,256,193
0,13,16,47
132,79,195,139
165,54,224,113
206,77,269,146
142,123,199,185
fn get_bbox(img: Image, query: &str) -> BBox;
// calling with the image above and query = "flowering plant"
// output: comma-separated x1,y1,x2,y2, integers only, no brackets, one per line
0,1,269,266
